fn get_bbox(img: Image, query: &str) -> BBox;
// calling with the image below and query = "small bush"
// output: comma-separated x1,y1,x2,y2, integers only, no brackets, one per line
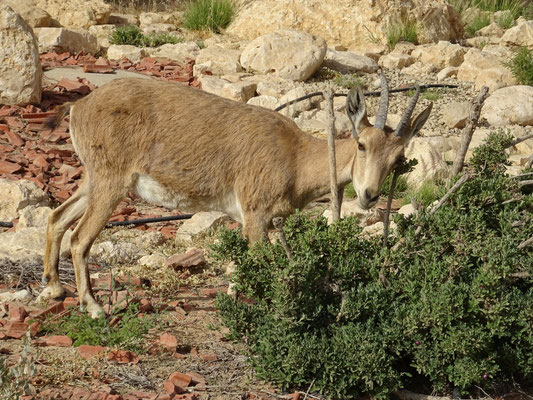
109,25,182,47
386,17,418,49
381,174,409,198
0,333,37,399
184,0,234,33
449,0,532,19
506,47,533,86
41,302,155,353
333,73,365,90
403,179,445,207
214,131,533,399
466,13,491,36
344,182,357,199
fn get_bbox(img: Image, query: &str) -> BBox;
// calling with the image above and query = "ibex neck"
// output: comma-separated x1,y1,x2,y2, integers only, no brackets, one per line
295,136,355,208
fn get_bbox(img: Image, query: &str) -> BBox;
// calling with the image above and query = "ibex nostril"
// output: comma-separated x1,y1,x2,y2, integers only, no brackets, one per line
364,189,371,200
371,194,379,203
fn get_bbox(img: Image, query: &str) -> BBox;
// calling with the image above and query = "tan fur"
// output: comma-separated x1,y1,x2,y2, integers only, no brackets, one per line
40,77,431,317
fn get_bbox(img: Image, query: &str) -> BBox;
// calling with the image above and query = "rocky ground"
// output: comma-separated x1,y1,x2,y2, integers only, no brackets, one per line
1,0,532,399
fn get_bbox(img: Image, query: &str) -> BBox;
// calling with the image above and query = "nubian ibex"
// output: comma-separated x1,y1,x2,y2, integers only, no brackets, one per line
39,75,432,317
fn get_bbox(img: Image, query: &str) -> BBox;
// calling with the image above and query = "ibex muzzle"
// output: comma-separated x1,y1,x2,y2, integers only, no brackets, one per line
39,75,432,317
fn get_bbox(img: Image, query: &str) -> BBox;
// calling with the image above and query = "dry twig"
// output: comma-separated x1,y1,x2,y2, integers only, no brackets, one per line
451,86,490,177
272,217,293,261
509,132,533,148
383,169,399,248
324,89,341,222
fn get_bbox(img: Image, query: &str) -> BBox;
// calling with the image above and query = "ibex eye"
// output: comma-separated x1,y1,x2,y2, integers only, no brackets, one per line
358,143,365,151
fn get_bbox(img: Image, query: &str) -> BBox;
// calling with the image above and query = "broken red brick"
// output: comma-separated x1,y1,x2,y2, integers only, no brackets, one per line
139,298,153,313
63,297,79,308
43,335,73,347
159,332,178,351
83,64,114,74
37,301,65,318
8,304,27,322
198,353,217,362
126,390,156,399
186,371,206,389
6,321,29,339
0,160,22,174
77,344,107,360
165,249,205,269
107,349,139,364
169,371,192,388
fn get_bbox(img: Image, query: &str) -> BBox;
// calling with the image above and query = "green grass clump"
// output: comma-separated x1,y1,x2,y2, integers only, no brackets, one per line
333,73,365,90
381,174,409,198
506,47,533,86
41,302,155,353
184,0,235,33
109,25,183,47
214,132,533,399
450,0,532,19
386,17,418,49
403,179,444,207
466,13,491,36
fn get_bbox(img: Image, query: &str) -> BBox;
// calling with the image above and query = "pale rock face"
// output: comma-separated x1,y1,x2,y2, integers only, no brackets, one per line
16,206,52,231
251,76,296,97
0,227,71,262
457,48,516,91
398,204,415,217
138,11,181,28
481,86,533,127
92,241,140,263
176,212,230,242
391,41,417,55
436,66,458,81
441,101,470,129
294,109,352,139
138,254,166,268
0,5,42,105
501,20,533,49
108,13,138,26
401,61,438,76
145,42,200,64
322,48,378,74
34,0,111,29
379,53,416,70
404,138,450,188
228,0,463,49
88,24,114,51
0,179,49,222
411,41,466,69
0,0,51,27
476,22,505,38
195,46,243,75
107,44,146,63
278,87,313,117
247,95,280,110
240,29,327,81
198,74,257,103
38,27,99,54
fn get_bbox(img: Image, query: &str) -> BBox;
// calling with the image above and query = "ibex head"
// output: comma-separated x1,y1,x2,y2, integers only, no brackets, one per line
346,75,433,209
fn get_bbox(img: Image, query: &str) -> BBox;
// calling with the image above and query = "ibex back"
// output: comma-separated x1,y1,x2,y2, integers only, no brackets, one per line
40,76,432,317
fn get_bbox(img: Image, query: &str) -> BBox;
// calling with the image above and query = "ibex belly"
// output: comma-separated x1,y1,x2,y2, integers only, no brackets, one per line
134,174,243,222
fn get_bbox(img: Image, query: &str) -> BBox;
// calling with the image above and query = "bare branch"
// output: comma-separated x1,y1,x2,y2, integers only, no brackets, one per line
383,169,399,248
508,132,533,148
325,89,341,222
451,86,490,177
509,271,531,278
394,390,453,400
526,153,533,169
518,235,533,250
519,180,533,187
272,217,293,261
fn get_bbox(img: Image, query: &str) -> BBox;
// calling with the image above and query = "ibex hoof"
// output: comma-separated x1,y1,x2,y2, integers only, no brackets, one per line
36,285,66,304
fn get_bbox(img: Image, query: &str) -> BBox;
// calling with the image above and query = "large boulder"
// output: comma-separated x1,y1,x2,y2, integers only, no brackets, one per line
107,45,145,63
404,138,450,188
228,0,463,49
0,227,71,262
0,179,49,222
500,20,533,49
197,74,257,103
0,4,42,105
145,42,200,64
322,48,378,74
240,29,327,81
411,41,466,69
34,0,111,29
37,27,98,54
195,45,242,75
481,86,533,126
457,48,516,91
0,0,51,27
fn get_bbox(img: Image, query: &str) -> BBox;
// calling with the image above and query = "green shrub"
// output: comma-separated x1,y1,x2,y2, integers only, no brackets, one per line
449,0,532,19
41,302,155,353
333,73,365,90
381,174,409,198
403,179,445,208
466,13,491,36
344,182,357,199
184,0,234,33
214,131,533,399
506,47,533,86
109,24,182,47
386,17,418,49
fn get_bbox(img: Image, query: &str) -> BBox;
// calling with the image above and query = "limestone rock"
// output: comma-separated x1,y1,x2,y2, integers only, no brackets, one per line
34,0,111,29
145,42,200,64
141,23,176,34
240,29,326,81
294,109,351,138
0,0,51,27
176,212,230,241
437,66,458,81
198,74,257,103
0,179,49,222
501,20,533,49
404,137,450,188
442,101,470,129
0,227,71,262
323,199,383,226
481,86,533,126
37,27,98,54
138,11,181,28
476,22,504,38
228,0,463,49
247,95,279,110
16,206,52,231
88,24,114,51
0,5,42,105
92,241,140,263
322,48,378,74
379,53,415,70
0,289,32,303
457,48,516,91
195,46,242,75
278,87,313,117
411,41,466,69
398,204,415,217
391,41,417,55
138,254,166,268
108,13,138,26
107,44,145,63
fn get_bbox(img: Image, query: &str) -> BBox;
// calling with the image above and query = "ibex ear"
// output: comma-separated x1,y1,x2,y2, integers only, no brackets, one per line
403,103,433,144
346,86,371,140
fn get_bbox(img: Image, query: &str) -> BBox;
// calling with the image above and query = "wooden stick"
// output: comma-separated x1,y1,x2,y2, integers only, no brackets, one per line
518,235,533,250
451,86,490,178
526,153,533,169
272,217,293,261
383,169,399,248
519,180,533,187
325,89,341,222
394,390,453,400
509,132,533,148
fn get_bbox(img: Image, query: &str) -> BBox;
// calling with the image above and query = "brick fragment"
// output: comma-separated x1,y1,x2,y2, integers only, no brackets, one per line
6,321,29,339
44,335,73,347
159,332,178,350
107,349,139,364
77,344,107,360
8,304,27,322
165,249,205,269
169,371,192,388
0,160,22,174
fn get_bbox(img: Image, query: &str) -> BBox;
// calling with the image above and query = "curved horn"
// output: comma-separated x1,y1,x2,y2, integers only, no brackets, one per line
395,84,421,137
373,74,389,131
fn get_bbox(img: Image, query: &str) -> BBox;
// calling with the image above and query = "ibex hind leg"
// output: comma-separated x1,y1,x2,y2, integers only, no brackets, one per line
39,178,89,303
70,181,126,318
